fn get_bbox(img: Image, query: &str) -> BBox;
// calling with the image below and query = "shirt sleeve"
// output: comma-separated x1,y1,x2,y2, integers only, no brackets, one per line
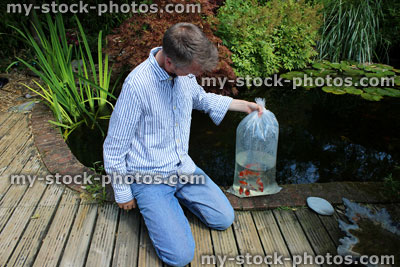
103,79,142,204
192,83,233,125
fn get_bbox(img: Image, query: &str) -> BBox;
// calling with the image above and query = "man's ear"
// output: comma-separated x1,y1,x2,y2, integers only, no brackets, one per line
165,56,173,68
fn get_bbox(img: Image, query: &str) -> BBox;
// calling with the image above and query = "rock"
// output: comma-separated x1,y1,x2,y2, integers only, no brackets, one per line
8,101,39,113
306,196,334,216
25,93,32,99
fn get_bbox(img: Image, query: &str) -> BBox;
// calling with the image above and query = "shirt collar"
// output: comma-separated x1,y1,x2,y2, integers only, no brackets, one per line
149,47,173,81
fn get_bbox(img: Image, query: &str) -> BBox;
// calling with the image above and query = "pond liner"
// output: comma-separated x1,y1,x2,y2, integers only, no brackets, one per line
337,198,400,266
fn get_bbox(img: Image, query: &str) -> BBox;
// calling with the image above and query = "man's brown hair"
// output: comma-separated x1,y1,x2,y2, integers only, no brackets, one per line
162,22,218,72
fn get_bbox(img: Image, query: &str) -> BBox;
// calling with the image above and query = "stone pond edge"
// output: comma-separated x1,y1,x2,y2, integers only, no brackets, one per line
30,102,399,210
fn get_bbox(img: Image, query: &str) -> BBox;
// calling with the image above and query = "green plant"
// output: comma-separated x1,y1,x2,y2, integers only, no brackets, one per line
383,171,400,199
317,0,387,63
8,13,117,139
216,0,322,78
82,161,107,204
280,60,400,101
84,180,107,205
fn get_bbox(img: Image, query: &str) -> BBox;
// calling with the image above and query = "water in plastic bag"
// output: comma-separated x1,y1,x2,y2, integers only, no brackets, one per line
227,98,282,197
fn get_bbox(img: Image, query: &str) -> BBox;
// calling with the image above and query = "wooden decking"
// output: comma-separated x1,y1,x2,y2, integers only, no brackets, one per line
0,111,399,267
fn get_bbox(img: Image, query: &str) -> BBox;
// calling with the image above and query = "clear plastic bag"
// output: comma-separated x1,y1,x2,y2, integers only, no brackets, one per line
228,98,282,197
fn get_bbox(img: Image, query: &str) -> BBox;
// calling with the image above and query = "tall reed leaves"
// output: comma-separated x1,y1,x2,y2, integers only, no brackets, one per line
8,13,117,140
318,0,386,63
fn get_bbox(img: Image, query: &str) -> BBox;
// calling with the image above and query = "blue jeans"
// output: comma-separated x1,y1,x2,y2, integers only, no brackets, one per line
130,167,235,267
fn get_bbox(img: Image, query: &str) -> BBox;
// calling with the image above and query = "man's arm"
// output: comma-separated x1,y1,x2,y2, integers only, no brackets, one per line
228,99,263,116
192,82,233,125
191,81,263,123
103,79,142,209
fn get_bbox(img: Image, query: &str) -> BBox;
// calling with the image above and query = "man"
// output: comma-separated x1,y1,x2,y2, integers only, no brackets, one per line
103,22,262,266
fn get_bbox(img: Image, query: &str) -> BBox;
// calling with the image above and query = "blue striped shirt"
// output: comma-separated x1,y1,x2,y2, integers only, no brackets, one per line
103,47,233,203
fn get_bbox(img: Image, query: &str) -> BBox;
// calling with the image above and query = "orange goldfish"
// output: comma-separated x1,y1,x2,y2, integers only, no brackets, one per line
256,178,264,192
239,169,260,177
245,163,259,169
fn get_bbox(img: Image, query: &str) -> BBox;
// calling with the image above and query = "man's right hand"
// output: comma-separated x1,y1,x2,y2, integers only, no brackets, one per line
117,199,137,211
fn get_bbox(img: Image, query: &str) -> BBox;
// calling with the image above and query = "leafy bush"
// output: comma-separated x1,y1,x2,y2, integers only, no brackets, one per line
9,14,118,139
216,0,323,78
106,0,237,95
317,0,387,63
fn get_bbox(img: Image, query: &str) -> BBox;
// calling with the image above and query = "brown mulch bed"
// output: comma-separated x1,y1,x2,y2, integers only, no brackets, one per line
0,71,41,112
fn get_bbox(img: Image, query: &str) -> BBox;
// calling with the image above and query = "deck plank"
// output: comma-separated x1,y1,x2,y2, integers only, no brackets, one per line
112,209,141,267
0,155,42,232
0,137,36,176
295,208,338,267
187,212,214,267
0,112,13,131
0,137,32,175
137,217,163,267
32,189,80,267
0,114,28,158
0,167,48,266
0,123,32,186
58,199,98,267
6,184,65,266
0,130,32,169
317,209,344,247
0,113,23,144
233,211,266,267
0,139,36,200
273,209,318,267
210,223,239,267
86,203,119,267
252,210,293,267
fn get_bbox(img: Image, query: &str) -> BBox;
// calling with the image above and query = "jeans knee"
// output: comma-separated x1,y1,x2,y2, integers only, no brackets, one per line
160,242,194,267
212,207,235,230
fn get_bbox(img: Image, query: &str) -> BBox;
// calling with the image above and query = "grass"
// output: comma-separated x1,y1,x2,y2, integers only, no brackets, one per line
318,0,386,63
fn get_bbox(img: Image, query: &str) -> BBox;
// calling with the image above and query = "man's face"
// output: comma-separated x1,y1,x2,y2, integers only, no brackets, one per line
164,56,204,77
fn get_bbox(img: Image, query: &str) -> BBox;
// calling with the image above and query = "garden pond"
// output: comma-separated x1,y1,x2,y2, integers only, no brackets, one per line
67,86,400,186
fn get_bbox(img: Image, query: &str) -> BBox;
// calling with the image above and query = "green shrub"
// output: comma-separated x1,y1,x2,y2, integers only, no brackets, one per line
216,0,322,77
317,0,387,63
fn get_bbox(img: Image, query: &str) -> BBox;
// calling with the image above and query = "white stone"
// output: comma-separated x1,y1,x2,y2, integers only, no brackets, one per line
306,197,334,216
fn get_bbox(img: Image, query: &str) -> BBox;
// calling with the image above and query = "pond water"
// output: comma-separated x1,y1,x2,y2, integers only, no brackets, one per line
67,86,400,186
189,87,399,186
